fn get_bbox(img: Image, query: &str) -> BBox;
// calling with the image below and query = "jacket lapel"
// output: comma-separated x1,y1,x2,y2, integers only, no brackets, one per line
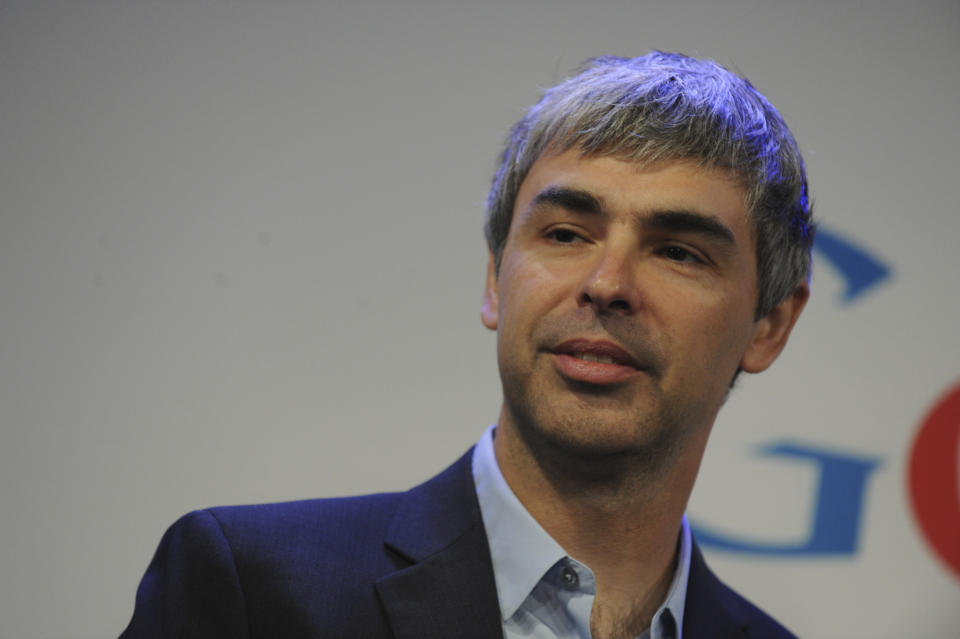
375,449,503,639
682,542,748,638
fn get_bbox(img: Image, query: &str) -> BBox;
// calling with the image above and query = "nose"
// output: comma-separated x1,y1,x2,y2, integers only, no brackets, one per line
578,244,640,315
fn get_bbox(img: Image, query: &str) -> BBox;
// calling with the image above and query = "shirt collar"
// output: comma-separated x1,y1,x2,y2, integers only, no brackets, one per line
472,424,692,636
657,512,691,637
472,424,569,620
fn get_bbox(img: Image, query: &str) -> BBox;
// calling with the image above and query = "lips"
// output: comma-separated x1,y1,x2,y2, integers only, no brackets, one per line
552,339,643,385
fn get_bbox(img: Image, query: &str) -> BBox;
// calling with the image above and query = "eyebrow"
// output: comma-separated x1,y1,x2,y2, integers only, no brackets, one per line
642,211,737,246
528,186,737,245
529,186,604,216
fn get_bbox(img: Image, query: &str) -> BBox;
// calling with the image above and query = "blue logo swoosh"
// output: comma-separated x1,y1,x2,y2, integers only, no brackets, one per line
813,227,891,303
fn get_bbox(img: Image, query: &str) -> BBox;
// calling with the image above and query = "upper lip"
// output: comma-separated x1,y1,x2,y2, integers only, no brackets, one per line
553,339,641,368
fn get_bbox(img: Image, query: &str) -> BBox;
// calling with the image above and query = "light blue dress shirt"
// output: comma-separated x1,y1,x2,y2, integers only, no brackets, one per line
472,425,691,639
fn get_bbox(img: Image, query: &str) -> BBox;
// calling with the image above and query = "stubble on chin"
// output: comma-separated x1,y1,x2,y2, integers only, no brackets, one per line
498,371,692,485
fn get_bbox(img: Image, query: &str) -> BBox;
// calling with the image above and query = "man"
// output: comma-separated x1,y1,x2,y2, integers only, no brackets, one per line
121,51,813,638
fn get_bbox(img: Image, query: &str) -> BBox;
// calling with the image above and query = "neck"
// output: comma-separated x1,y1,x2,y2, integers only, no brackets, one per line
492,410,709,633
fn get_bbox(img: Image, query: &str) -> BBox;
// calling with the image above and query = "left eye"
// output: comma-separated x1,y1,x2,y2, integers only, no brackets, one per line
547,228,583,243
662,246,702,263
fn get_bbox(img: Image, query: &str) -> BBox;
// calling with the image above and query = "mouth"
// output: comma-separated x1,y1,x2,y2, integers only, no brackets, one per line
552,339,644,385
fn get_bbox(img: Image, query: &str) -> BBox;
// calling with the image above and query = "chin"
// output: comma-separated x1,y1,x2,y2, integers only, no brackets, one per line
517,405,680,466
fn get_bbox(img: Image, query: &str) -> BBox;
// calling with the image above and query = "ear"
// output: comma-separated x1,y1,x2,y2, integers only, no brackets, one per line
739,282,810,374
481,252,499,331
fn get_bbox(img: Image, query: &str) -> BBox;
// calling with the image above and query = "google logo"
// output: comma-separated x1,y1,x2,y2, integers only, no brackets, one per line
692,228,960,584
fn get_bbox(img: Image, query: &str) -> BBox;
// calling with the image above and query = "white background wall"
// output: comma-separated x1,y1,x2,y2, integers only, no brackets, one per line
2,1,958,637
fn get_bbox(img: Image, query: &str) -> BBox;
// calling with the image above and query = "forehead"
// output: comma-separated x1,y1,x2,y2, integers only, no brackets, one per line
512,149,754,242
518,149,746,214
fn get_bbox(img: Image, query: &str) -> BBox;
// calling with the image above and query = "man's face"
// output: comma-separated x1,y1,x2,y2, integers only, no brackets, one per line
482,149,804,462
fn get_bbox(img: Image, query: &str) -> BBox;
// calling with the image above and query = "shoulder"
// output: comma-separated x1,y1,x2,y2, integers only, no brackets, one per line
150,492,415,591
163,447,478,571
185,491,407,576
122,451,480,637
205,491,404,543
122,494,410,638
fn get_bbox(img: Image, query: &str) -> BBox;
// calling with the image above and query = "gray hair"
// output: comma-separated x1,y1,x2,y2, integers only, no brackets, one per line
484,52,815,319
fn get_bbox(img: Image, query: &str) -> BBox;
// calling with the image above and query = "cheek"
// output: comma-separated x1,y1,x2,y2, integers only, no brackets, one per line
498,260,564,321
705,314,757,376
668,298,755,371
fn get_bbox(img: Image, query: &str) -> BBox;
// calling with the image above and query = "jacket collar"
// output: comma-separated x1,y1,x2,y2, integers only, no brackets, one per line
375,448,504,639
682,541,751,638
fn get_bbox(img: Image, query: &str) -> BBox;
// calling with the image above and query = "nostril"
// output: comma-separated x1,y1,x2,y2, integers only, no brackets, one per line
579,291,632,314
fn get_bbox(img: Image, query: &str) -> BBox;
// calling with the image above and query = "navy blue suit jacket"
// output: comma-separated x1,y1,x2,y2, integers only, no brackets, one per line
121,449,796,638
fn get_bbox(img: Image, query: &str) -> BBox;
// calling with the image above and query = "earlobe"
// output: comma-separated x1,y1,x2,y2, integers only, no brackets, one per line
481,253,499,331
740,282,810,374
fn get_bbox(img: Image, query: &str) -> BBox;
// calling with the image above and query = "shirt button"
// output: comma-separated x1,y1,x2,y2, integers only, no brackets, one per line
560,566,579,590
